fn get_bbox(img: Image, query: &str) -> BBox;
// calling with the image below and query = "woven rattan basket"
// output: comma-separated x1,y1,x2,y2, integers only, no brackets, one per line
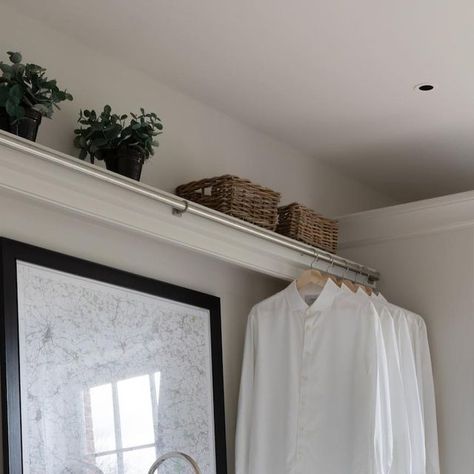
276,203,339,253
176,175,281,230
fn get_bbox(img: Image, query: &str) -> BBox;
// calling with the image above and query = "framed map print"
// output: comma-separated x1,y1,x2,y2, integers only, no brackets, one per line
0,238,227,473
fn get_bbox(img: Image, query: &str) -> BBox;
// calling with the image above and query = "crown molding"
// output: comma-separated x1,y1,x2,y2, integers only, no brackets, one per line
338,190,474,248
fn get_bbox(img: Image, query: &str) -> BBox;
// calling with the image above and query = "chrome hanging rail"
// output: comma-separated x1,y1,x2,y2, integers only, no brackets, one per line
0,132,380,284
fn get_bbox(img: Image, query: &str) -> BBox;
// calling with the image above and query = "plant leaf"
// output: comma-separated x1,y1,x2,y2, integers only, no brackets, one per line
7,51,22,64
32,103,50,115
5,98,19,118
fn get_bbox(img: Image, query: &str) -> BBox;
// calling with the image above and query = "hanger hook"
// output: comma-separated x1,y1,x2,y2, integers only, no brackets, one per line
327,256,335,274
310,250,319,269
342,264,349,280
356,265,366,286
361,266,371,289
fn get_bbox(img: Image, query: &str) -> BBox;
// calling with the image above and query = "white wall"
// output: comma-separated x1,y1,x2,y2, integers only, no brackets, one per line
0,4,400,473
339,196,474,474
0,3,396,217
0,190,287,473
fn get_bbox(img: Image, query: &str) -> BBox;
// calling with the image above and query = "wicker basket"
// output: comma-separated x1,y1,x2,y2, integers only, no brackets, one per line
176,175,281,230
276,203,339,253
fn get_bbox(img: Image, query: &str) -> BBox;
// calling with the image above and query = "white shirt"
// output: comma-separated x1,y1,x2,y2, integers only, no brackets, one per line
368,292,412,474
235,280,390,474
373,295,425,473
340,286,408,473
340,285,395,473
407,311,439,474
376,295,440,474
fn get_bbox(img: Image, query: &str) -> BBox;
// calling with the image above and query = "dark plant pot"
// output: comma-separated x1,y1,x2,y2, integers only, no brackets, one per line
104,147,145,181
0,110,9,132
0,107,43,142
103,150,119,173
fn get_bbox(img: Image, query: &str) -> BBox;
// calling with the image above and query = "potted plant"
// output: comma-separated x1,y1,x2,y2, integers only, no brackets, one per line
74,105,163,181
0,51,73,141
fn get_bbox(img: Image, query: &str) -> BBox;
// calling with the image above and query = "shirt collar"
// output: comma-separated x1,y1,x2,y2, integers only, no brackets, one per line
374,292,388,303
341,283,353,295
341,283,370,302
286,278,341,313
356,287,370,300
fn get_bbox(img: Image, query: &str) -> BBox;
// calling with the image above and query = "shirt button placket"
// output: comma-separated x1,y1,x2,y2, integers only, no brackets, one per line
295,310,313,471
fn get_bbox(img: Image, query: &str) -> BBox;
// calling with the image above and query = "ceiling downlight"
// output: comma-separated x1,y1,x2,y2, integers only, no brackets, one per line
415,84,435,91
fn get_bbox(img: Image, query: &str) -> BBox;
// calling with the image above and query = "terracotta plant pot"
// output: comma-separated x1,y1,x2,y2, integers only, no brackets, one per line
0,107,43,142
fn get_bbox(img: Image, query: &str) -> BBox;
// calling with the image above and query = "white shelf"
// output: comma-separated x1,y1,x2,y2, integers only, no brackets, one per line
0,131,378,285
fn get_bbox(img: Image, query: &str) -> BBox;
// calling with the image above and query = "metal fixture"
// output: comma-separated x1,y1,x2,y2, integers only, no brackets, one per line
172,199,189,217
0,132,380,285
148,451,201,474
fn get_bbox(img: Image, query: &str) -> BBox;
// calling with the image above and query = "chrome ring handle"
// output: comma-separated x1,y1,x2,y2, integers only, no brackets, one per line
148,451,201,474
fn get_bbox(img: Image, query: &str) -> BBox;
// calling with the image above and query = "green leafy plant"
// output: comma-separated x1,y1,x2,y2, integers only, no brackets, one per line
120,108,163,158
0,51,73,121
73,105,126,162
74,105,163,163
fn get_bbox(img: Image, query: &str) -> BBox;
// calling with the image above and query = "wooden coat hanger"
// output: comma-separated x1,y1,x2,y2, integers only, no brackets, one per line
341,265,357,292
296,254,338,291
355,269,372,296
296,253,326,290
296,268,327,290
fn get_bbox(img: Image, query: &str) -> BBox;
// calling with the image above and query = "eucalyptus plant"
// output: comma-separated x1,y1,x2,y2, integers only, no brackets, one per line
73,105,126,162
0,51,73,121
119,108,163,159
74,105,163,163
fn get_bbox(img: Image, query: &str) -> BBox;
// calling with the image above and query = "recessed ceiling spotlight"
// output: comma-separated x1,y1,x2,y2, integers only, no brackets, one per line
415,83,435,91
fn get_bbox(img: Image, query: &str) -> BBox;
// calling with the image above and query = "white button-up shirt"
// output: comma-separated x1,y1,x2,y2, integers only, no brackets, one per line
368,292,412,474
375,294,440,474
235,280,390,474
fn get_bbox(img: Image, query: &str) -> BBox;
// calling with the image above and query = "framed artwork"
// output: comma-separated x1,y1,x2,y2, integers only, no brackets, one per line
0,238,227,473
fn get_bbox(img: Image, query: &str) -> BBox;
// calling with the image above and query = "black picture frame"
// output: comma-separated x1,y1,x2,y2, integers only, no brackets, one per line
0,237,227,474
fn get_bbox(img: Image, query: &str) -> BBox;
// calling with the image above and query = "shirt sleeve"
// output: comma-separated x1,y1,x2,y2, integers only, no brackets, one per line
413,316,440,474
372,304,393,474
235,308,257,474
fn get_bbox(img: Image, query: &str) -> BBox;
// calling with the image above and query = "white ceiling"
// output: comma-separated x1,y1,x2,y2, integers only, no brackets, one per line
5,0,474,202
